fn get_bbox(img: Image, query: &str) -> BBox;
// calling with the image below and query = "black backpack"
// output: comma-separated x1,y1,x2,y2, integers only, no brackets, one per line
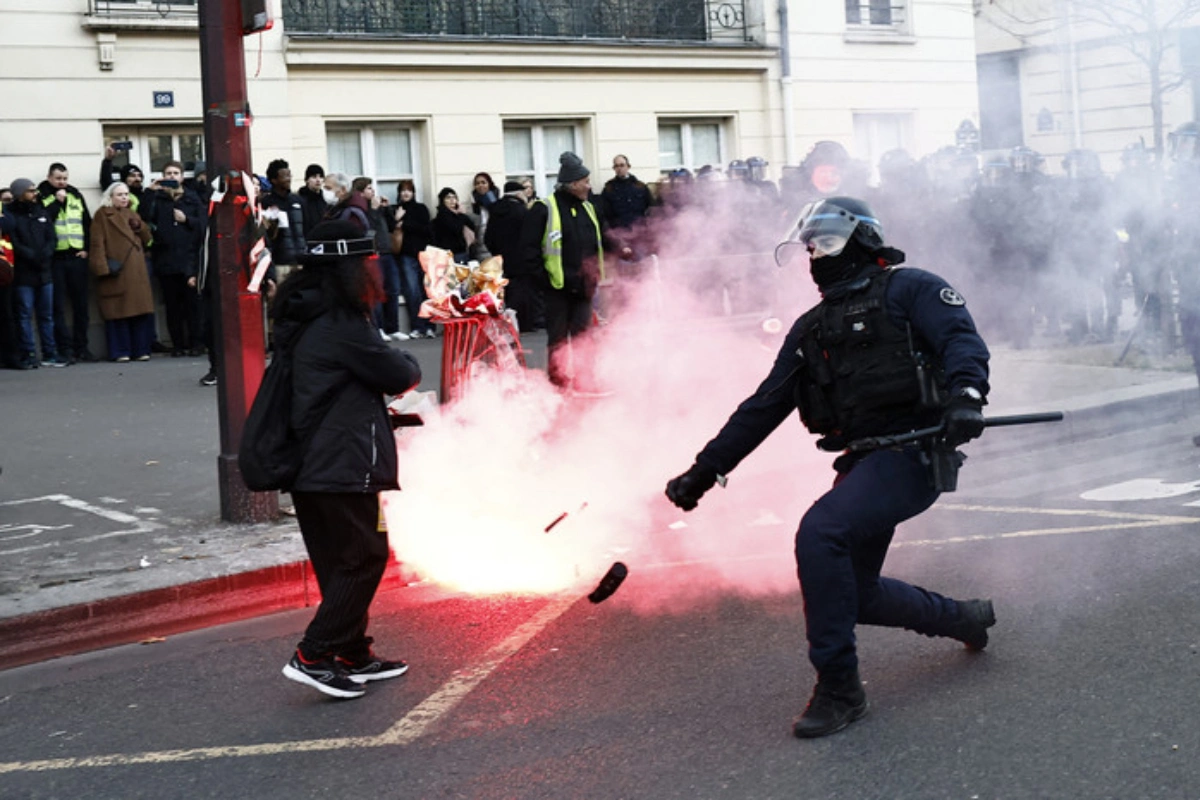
238,323,329,493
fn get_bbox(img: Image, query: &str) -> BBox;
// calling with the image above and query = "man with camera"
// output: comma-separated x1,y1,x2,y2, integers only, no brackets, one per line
143,160,205,357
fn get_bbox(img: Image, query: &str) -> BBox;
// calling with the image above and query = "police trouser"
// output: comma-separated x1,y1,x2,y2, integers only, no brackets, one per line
795,447,960,679
292,491,389,660
52,252,90,357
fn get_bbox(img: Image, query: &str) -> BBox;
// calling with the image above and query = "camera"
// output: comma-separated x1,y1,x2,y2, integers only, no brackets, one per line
112,141,134,152
160,179,180,189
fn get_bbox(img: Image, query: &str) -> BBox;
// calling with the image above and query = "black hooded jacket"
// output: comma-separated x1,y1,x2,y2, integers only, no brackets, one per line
275,286,421,493
5,198,56,287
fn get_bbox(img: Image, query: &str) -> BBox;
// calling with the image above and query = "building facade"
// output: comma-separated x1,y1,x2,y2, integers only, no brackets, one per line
976,0,1200,172
2,0,980,209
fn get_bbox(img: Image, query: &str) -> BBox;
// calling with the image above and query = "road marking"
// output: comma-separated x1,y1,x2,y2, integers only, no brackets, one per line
0,494,162,556
0,594,578,774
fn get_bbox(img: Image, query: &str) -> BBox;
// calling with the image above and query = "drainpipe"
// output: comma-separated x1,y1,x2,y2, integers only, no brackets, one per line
779,0,798,165
1066,0,1083,148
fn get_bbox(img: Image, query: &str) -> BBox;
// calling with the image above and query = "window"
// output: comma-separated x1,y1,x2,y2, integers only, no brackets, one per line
101,126,205,180
325,124,421,203
657,119,725,174
844,0,910,35
503,122,582,198
852,113,912,181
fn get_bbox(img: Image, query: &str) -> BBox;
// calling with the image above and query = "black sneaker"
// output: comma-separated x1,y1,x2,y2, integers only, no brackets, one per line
199,370,218,387
947,599,996,651
337,652,409,683
282,650,366,699
792,673,869,739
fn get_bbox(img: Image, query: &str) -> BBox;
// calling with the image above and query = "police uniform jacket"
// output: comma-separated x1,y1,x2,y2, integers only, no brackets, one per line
277,289,422,494
695,264,990,477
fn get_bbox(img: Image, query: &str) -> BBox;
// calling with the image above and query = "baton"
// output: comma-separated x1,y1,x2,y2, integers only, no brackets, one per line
847,412,1064,452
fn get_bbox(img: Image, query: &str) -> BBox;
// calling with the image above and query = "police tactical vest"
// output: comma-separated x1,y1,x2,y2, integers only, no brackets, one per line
793,268,944,450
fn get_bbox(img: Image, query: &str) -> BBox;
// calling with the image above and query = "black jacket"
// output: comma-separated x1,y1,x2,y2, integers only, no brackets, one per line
431,207,475,256
483,193,530,276
144,188,205,276
298,186,328,235
600,174,652,230
4,199,56,287
519,189,607,296
397,199,431,259
260,190,307,267
278,289,421,493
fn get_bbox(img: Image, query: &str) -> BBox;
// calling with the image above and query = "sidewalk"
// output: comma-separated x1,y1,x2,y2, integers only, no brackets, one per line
1,327,1196,670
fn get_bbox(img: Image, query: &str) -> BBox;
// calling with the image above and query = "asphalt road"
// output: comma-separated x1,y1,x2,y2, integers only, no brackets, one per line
3,409,1200,799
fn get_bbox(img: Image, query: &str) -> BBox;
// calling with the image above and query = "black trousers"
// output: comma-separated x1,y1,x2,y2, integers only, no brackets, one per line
52,252,90,357
291,491,389,660
543,287,594,387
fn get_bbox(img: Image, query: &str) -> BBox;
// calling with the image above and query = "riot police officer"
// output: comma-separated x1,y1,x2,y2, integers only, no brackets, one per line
665,197,994,739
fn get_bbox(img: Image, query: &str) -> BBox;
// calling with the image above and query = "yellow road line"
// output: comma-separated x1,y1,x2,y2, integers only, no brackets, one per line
0,594,578,774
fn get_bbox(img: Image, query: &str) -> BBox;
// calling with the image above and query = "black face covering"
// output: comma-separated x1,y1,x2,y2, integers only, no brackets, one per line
809,239,906,291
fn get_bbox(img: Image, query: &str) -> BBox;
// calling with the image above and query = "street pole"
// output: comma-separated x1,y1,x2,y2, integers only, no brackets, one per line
198,0,277,522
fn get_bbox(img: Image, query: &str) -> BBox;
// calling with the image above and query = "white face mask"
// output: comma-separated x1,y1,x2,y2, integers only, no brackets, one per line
322,188,338,205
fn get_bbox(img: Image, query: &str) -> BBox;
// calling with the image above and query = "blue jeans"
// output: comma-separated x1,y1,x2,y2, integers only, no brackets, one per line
15,283,57,360
795,447,957,678
398,254,434,335
373,253,402,334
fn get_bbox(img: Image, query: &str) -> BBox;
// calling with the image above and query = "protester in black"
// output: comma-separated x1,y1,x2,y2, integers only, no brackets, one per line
275,219,422,699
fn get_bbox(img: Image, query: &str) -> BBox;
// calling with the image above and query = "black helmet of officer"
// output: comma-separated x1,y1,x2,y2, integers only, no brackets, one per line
746,156,768,182
878,148,916,185
774,196,883,272
1169,122,1200,162
728,159,750,180
1010,146,1045,175
1062,148,1103,179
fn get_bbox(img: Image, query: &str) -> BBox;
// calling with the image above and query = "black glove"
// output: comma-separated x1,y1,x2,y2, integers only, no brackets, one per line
942,391,985,447
665,462,719,512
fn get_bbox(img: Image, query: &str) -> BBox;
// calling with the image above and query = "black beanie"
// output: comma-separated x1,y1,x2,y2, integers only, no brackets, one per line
503,180,525,193
556,152,589,184
305,163,325,180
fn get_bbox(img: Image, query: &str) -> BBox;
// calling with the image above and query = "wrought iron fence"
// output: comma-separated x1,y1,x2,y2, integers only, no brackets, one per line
88,0,198,20
282,0,749,43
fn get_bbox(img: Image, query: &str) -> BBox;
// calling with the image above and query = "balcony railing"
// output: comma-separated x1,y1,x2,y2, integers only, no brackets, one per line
282,0,750,44
87,0,198,20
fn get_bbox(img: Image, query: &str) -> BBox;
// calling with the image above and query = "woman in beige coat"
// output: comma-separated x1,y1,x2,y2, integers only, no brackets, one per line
89,182,154,361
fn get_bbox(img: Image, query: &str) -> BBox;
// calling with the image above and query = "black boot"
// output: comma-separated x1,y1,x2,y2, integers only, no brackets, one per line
944,599,996,651
792,672,868,739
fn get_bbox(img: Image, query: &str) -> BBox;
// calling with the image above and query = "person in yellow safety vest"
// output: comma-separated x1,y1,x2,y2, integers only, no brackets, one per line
519,151,609,392
39,162,95,363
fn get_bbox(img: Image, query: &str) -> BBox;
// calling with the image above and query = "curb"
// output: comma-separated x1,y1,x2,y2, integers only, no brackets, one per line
0,557,409,672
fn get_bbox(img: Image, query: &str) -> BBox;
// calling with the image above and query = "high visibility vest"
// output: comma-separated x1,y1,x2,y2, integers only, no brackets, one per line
43,191,86,251
540,194,605,290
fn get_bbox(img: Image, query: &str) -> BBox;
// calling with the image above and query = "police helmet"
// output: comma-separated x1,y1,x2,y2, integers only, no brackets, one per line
878,149,916,183
1169,121,1200,162
727,159,749,180
1120,142,1150,170
774,196,884,268
746,156,768,181
1009,146,1045,174
1062,148,1103,179
695,164,723,182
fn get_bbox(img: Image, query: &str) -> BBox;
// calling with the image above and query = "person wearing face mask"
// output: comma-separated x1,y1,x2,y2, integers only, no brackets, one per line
664,197,993,740
321,172,371,235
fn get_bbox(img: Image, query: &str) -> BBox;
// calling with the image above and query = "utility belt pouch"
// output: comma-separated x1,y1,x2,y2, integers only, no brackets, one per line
924,442,965,493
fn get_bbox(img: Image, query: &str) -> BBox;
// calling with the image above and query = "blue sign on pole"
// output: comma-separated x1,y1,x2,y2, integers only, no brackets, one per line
153,91,175,109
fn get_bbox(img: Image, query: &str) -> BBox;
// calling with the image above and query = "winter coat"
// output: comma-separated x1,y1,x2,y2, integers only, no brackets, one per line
88,206,155,321
260,190,307,266
277,288,422,493
483,193,530,277
396,199,431,259
323,192,372,236
600,174,652,230
5,199,56,288
144,187,205,276
297,186,328,236
37,181,92,254
431,207,475,256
